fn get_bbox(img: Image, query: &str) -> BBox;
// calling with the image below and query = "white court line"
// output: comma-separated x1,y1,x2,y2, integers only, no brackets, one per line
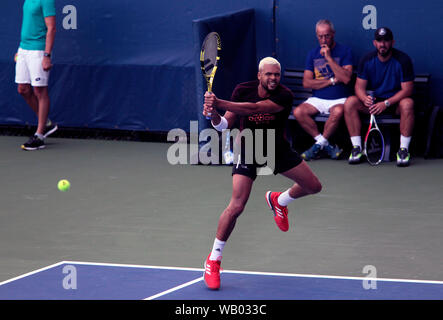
0,261,65,286
60,261,443,285
60,260,204,272
221,269,443,285
143,277,204,300
2,260,443,288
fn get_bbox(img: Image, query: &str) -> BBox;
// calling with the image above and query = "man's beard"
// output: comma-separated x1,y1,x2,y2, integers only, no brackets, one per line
262,81,278,93
378,46,392,57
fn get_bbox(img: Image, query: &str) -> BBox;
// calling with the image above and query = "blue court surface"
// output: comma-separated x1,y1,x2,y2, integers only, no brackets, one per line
1,261,442,300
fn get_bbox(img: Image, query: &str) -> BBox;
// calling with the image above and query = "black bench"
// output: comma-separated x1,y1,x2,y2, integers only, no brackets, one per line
283,68,431,161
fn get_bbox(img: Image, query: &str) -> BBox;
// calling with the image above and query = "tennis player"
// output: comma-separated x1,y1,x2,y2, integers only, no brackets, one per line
16,0,58,150
202,57,322,290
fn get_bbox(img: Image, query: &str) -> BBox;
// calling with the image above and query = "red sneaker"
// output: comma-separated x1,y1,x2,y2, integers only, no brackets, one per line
204,255,221,290
265,191,289,232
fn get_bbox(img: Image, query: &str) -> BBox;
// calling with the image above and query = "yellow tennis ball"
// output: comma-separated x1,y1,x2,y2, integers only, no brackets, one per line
58,179,70,192
14,53,17,63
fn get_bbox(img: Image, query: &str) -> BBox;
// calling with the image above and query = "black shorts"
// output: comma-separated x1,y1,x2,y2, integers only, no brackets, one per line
231,143,303,181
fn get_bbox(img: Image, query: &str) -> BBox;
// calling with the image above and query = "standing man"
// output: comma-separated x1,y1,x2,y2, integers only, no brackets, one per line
294,19,353,160
16,0,58,151
202,57,322,290
344,27,415,167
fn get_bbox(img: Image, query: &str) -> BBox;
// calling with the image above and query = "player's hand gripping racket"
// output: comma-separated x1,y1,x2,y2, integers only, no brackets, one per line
364,114,385,165
200,32,221,119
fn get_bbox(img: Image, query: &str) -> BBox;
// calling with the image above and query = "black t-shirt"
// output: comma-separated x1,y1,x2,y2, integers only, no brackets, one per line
231,80,293,138
229,80,294,157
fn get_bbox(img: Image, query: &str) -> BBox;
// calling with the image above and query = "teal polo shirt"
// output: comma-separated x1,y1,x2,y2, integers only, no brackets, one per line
20,0,56,50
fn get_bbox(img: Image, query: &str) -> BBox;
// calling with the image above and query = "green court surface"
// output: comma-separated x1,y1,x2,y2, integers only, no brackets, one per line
1,135,442,285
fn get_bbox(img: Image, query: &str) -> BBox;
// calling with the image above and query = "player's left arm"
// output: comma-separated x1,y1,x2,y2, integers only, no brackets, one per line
42,16,56,71
204,92,284,116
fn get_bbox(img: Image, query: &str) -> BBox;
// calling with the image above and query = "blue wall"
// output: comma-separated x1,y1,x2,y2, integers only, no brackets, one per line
0,0,274,65
0,0,442,132
0,0,274,131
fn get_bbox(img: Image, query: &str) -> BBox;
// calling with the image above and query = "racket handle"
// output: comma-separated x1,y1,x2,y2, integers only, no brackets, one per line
205,88,213,119
367,90,375,106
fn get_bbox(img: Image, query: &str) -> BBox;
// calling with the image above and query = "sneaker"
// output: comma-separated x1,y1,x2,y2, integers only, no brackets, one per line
43,122,58,138
265,191,289,232
301,143,322,161
396,148,410,167
21,135,45,151
348,146,363,164
324,144,343,159
204,254,221,290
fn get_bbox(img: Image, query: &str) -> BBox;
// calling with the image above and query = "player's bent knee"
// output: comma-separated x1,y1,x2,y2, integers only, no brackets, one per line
226,202,246,218
309,180,322,195
302,177,322,195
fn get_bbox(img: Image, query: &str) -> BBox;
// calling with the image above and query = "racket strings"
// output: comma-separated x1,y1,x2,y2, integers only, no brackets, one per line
366,129,385,165
201,34,220,76
203,52,217,70
203,62,214,73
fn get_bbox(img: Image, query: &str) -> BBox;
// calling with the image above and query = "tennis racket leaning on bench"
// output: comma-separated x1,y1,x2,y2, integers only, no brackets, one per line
364,114,385,165
200,32,221,119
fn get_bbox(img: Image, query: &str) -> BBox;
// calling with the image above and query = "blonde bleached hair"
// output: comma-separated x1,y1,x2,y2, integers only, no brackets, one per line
258,57,281,72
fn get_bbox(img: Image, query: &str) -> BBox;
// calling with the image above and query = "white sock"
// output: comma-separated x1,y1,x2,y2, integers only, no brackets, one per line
34,133,44,140
350,136,361,148
400,135,411,150
277,189,296,207
314,134,328,147
209,238,225,261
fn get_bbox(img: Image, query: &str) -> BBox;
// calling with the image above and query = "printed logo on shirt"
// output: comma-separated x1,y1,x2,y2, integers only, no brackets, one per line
248,113,275,124
313,57,341,80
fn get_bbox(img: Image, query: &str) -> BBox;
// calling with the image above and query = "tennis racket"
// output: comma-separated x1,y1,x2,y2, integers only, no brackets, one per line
364,114,385,165
200,32,221,119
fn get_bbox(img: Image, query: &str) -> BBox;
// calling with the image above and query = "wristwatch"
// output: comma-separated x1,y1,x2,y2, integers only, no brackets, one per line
384,100,390,107
43,52,51,58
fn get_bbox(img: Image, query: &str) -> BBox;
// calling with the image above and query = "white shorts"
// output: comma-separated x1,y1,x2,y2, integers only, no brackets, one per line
304,97,347,114
15,48,50,87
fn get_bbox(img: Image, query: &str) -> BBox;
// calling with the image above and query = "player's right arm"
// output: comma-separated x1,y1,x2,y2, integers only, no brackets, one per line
203,101,237,128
